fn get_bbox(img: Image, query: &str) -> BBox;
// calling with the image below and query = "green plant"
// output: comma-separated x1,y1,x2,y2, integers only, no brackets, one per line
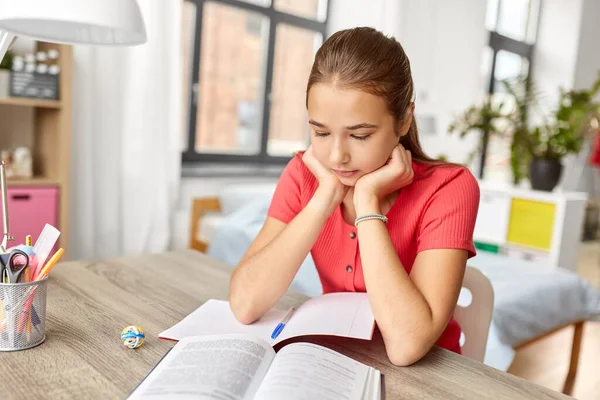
449,71,600,185
500,74,543,184
447,95,511,166
0,50,13,70
526,74,600,160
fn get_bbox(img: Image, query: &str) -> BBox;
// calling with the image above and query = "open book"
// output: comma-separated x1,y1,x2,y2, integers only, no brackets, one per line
129,334,382,400
159,292,376,346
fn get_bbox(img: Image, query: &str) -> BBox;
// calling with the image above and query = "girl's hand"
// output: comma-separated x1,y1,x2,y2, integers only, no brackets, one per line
302,145,350,211
354,144,414,212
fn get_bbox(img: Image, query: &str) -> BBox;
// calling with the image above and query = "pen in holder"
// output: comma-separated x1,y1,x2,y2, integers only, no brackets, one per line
0,277,48,351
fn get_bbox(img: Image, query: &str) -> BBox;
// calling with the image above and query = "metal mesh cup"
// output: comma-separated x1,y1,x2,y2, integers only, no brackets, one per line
0,277,48,351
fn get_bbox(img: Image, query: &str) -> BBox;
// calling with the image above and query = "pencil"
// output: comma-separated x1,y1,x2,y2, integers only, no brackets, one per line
27,308,32,337
35,248,64,280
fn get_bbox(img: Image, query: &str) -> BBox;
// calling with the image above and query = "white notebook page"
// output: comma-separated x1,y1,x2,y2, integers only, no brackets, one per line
273,292,375,345
159,293,375,346
159,299,287,343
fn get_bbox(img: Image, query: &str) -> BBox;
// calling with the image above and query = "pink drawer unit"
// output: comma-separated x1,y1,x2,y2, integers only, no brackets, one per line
0,186,59,246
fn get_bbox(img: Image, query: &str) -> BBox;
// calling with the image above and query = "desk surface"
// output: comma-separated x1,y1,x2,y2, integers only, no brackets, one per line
0,250,571,399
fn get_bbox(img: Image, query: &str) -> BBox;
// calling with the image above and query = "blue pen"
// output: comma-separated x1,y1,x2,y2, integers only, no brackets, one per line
270,307,295,340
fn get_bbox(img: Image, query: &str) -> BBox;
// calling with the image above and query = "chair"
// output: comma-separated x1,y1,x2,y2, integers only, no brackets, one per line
454,266,495,362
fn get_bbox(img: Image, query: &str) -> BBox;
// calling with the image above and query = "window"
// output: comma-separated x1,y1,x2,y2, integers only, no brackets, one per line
182,0,329,166
479,0,540,182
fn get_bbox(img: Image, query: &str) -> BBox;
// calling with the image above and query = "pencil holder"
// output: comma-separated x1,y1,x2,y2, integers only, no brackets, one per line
0,277,48,351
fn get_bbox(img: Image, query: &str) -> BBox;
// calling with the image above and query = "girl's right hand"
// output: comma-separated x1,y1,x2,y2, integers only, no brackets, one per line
302,145,350,211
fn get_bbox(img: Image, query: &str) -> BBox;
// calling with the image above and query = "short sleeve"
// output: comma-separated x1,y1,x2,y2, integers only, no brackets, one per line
267,154,305,224
417,168,480,258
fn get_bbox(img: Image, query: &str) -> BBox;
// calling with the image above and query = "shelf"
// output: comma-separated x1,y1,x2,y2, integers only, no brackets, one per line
0,97,61,109
7,177,60,187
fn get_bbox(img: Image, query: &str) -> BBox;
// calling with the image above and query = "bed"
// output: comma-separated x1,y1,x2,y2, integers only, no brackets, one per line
188,188,600,395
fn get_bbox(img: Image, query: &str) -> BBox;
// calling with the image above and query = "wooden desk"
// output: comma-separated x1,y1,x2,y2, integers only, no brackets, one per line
0,250,571,399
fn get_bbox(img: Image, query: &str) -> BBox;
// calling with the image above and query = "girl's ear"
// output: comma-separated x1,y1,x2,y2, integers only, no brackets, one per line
397,102,415,137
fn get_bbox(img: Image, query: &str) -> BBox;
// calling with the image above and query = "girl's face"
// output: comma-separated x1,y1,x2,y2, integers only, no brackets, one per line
307,83,411,186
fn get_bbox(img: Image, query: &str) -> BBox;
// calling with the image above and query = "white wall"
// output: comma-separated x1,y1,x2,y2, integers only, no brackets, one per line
531,0,584,115
398,0,487,164
573,0,600,92
327,0,400,35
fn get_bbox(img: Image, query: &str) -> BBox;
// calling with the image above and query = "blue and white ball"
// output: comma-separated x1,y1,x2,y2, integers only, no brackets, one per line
121,325,145,349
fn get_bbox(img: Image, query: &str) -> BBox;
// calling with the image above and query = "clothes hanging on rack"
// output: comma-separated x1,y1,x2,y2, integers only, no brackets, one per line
589,131,600,168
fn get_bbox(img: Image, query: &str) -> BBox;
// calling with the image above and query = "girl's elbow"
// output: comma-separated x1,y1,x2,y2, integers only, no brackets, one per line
229,295,259,325
386,339,431,367
229,283,261,325
387,351,423,367
231,306,257,325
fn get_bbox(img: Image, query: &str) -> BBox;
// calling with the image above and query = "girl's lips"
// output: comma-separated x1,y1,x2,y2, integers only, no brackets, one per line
332,169,358,177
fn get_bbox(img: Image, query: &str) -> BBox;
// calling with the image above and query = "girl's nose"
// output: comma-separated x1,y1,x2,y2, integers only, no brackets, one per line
330,139,350,165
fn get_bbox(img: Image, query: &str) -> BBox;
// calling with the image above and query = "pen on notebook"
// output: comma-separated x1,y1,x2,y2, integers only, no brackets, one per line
270,307,294,340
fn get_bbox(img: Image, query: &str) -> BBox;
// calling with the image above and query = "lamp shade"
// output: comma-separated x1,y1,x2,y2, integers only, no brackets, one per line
0,0,146,46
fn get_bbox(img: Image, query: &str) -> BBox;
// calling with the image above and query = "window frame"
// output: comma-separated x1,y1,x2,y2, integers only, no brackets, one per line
478,0,540,179
182,0,331,166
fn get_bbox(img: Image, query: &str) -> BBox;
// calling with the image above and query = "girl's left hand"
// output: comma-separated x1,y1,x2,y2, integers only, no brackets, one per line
354,144,414,209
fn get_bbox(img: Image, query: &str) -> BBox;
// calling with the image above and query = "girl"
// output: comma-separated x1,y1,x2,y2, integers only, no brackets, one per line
229,27,480,366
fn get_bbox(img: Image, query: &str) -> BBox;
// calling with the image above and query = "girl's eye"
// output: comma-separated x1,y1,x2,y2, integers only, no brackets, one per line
351,134,370,141
314,131,329,137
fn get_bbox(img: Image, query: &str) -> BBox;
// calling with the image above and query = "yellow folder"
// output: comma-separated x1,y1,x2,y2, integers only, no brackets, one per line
507,198,556,250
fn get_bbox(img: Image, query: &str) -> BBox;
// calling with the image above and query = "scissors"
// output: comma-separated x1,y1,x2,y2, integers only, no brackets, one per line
0,249,29,283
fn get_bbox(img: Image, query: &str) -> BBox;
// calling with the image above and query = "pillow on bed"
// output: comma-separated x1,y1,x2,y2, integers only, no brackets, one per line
219,183,277,216
207,195,323,297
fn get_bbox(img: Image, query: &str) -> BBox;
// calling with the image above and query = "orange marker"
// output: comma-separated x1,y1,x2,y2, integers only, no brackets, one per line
35,248,64,280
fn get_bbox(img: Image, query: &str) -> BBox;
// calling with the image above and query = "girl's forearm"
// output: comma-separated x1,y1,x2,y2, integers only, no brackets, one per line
355,196,435,366
230,187,338,324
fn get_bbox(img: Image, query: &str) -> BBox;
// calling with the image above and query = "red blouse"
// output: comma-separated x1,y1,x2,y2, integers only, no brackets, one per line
267,155,480,353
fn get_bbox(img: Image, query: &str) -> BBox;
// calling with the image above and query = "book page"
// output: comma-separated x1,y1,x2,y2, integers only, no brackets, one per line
253,342,372,400
159,299,288,343
361,368,382,400
273,293,375,345
128,334,275,400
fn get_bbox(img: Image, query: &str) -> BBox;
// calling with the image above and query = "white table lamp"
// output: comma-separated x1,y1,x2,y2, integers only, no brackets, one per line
0,0,147,61
0,0,146,251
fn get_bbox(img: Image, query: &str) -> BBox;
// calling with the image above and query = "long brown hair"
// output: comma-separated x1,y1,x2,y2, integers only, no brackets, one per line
306,27,455,168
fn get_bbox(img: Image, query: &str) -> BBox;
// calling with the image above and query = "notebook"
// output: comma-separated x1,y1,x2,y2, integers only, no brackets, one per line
128,334,382,400
159,292,376,346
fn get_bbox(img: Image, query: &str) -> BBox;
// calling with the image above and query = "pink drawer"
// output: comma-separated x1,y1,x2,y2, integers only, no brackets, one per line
0,186,58,246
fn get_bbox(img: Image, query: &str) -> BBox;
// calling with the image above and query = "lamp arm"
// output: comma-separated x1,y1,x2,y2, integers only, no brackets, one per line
0,161,9,252
0,30,13,252
0,30,16,65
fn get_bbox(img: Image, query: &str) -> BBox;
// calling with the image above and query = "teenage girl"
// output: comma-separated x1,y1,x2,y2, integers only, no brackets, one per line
229,27,480,366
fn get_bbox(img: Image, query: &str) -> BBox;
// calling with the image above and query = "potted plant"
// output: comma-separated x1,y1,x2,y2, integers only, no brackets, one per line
0,49,12,98
449,72,600,191
522,76,600,191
